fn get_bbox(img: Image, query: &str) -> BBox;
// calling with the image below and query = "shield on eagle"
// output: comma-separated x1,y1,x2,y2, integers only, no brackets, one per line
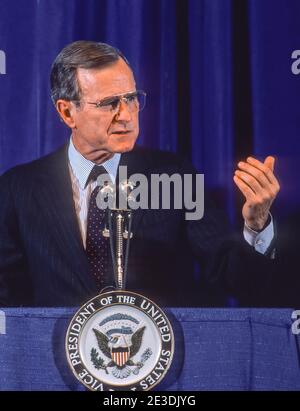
111,347,130,367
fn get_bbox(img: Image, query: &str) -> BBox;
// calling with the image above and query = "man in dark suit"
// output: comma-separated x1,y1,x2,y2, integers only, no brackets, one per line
0,41,280,307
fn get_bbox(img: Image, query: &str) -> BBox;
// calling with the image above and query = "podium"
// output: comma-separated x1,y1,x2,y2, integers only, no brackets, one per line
0,308,299,391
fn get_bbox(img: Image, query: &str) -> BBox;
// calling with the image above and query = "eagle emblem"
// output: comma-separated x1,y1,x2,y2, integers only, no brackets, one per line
90,313,152,379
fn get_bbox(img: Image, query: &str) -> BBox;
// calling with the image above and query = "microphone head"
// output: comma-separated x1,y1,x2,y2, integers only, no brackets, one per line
120,179,135,194
99,182,115,198
119,180,136,209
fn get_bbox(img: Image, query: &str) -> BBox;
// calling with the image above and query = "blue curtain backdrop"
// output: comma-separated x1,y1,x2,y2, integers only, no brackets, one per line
1,0,300,224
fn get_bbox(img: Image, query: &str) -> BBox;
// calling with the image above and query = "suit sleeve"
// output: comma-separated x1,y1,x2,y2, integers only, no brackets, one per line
181,160,278,306
0,171,32,306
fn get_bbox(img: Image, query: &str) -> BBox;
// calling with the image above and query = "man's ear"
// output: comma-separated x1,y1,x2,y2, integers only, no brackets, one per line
56,100,76,128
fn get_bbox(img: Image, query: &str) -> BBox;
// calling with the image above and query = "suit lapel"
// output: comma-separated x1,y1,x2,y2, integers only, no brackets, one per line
33,145,94,292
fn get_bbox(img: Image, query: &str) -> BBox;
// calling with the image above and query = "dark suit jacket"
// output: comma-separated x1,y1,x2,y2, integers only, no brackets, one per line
0,144,278,307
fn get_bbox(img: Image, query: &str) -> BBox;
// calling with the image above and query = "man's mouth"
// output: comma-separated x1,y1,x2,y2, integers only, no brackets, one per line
111,130,131,134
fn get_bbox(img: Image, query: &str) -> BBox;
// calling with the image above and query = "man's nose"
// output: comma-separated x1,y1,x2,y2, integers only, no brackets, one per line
115,99,132,122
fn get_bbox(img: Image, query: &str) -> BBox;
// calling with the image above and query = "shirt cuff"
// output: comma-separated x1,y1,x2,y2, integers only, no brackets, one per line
243,213,274,255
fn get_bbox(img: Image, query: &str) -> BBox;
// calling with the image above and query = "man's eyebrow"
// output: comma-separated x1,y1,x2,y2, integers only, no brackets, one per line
101,95,121,101
98,91,137,102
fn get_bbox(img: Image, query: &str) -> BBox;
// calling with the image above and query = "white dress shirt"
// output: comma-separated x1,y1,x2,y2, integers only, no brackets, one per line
68,138,120,248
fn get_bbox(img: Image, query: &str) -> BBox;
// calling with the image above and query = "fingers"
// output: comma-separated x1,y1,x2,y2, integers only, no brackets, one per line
237,156,280,196
264,156,275,172
236,162,269,191
233,174,256,200
235,169,265,196
245,156,279,187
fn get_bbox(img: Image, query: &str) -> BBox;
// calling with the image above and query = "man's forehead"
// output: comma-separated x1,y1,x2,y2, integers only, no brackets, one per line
77,60,136,99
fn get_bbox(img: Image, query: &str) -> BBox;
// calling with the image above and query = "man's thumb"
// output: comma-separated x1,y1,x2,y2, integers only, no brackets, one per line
264,156,275,172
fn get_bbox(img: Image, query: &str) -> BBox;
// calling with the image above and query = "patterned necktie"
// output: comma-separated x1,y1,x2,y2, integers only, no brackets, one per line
86,165,110,291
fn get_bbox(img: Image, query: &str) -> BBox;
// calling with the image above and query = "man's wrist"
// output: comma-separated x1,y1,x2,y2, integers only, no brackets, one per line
243,213,274,254
245,214,271,233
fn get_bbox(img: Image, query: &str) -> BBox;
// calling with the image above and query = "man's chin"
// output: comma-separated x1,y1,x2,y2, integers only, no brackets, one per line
117,144,135,153
112,139,137,154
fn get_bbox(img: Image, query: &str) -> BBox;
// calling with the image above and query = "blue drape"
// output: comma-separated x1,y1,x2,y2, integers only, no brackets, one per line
1,0,300,223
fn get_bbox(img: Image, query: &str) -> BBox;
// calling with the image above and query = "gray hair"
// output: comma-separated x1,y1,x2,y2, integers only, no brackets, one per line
50,40,130,106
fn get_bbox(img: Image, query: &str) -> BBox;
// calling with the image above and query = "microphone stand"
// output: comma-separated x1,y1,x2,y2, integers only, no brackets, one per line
101,180,134,291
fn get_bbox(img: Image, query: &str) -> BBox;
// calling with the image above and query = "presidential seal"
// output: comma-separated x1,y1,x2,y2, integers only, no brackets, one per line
66,290,174,391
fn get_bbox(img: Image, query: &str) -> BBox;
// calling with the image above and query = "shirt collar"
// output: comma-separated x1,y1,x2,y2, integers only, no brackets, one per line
68,137,121,189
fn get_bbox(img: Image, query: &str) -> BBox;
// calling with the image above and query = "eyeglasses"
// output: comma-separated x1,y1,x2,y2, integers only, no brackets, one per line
75,90,146,114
